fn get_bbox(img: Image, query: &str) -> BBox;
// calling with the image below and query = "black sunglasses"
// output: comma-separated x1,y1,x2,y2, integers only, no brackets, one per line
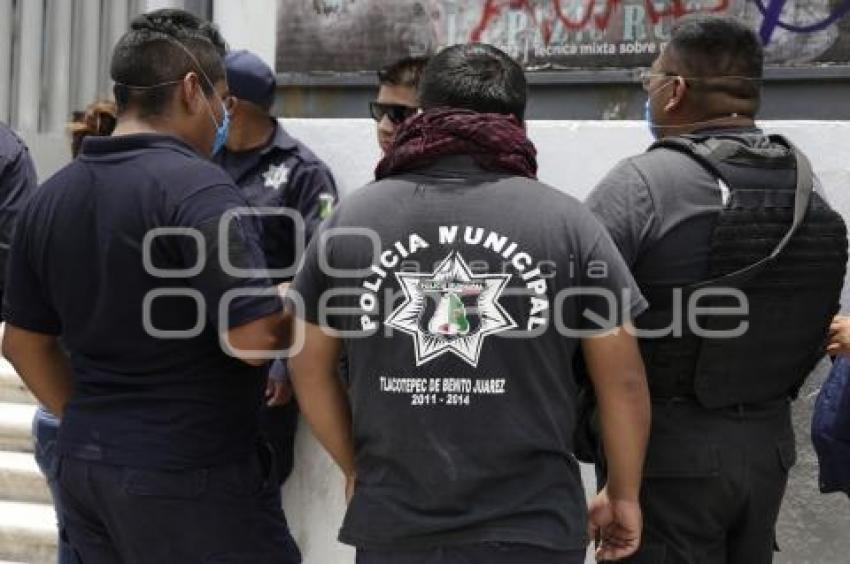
369,102,418,125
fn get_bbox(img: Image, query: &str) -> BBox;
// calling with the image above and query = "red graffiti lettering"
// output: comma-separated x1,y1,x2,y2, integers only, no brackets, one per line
471,0,731,45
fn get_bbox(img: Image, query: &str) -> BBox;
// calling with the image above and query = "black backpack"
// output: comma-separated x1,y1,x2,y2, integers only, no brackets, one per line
575,135,847,463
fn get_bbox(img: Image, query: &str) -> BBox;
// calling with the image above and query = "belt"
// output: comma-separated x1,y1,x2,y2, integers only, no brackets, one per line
650,394,791,416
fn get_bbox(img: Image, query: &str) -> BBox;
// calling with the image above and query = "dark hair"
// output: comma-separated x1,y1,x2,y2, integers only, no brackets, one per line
668,14,763,102
418,43,527,122
377,56,429,89
110,9,227,117
69,101,118,158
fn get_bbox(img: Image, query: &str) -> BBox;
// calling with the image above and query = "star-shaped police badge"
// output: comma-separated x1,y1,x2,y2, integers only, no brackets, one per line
385,252,517,367
262,162,289,190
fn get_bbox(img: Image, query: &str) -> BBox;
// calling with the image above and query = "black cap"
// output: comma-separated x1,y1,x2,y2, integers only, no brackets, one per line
224,50,276,110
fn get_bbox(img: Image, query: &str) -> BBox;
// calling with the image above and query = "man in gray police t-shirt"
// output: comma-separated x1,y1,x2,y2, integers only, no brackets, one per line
290,44,651,564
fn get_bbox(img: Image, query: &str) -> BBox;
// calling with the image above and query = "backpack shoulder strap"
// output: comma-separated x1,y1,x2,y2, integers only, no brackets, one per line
649,134,815,289
649,134,739,185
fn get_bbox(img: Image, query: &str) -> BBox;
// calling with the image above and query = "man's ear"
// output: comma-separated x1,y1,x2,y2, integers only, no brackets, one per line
664,76,687,112
226,97,241,120
179,72,204,116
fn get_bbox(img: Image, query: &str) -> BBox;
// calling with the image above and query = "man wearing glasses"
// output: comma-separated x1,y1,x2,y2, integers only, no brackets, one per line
370,56,429,154
292,43,651,564
587,15,846,563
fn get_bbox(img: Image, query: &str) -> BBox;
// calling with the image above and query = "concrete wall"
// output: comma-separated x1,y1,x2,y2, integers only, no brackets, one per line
20,120,850,563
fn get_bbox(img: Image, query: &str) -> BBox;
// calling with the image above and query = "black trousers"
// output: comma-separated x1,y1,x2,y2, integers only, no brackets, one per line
55,448,302,564
357,544,586,564
259,400,299,485
603,398,795,564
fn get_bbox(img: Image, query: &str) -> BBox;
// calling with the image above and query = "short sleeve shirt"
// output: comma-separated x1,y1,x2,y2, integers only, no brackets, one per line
3,134,282,469
0,124,38,304
293,156,646,550
585,128,800,288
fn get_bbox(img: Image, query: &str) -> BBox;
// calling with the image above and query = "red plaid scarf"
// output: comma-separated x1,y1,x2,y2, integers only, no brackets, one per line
375,108,538,180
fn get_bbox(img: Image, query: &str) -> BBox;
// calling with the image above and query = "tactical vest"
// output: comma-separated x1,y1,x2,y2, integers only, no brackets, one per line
634,134,847,408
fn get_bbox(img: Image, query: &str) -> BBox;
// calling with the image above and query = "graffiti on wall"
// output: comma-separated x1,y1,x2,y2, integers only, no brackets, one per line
276,0,850,72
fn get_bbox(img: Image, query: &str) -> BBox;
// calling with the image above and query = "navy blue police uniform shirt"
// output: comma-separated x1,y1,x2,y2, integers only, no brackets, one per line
0,124,38,306
2,134,282,470
215,121,338,282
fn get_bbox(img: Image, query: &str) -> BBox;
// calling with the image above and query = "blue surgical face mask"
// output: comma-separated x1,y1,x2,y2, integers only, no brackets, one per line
643,78,677,140
207,98,230,155
116,77,229,155
644,99,661,140
160,37,230,156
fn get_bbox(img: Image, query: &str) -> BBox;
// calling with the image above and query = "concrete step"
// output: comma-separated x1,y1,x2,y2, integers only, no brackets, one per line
0,500,57,564
0,451,50,505
0,361,34,406
0,404,35,453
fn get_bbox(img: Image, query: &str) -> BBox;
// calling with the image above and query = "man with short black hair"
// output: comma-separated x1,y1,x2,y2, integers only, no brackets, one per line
2,10,300,563
587,15,846,563
638,14,763,140
215,49,338,486
371,56,428,153
417,47,525,122
291,43,651,564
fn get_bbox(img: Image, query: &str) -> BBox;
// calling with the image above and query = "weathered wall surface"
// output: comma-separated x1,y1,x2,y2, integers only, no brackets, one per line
276,0,850,71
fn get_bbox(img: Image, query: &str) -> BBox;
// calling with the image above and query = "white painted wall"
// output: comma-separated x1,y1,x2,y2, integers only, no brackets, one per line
213,0,278,69
280,119,850,203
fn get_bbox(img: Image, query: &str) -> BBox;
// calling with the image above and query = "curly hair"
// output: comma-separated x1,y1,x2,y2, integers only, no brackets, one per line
69,101,118,158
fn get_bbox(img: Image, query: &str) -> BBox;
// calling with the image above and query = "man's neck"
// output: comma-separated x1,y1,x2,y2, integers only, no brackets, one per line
664,114,756,137
111,115,204,154
232,117,276,152
112,116,163,137
112,114,198,141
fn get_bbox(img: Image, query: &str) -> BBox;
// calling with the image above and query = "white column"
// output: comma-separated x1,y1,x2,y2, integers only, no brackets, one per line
109,0,131,50
109,0,195,91
100,0,131,101
0,0,13,123
213,0,277,69
73,0,101,111
143,0,185,11
16,0,44,131
97,0,130,99
45,0,73,132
